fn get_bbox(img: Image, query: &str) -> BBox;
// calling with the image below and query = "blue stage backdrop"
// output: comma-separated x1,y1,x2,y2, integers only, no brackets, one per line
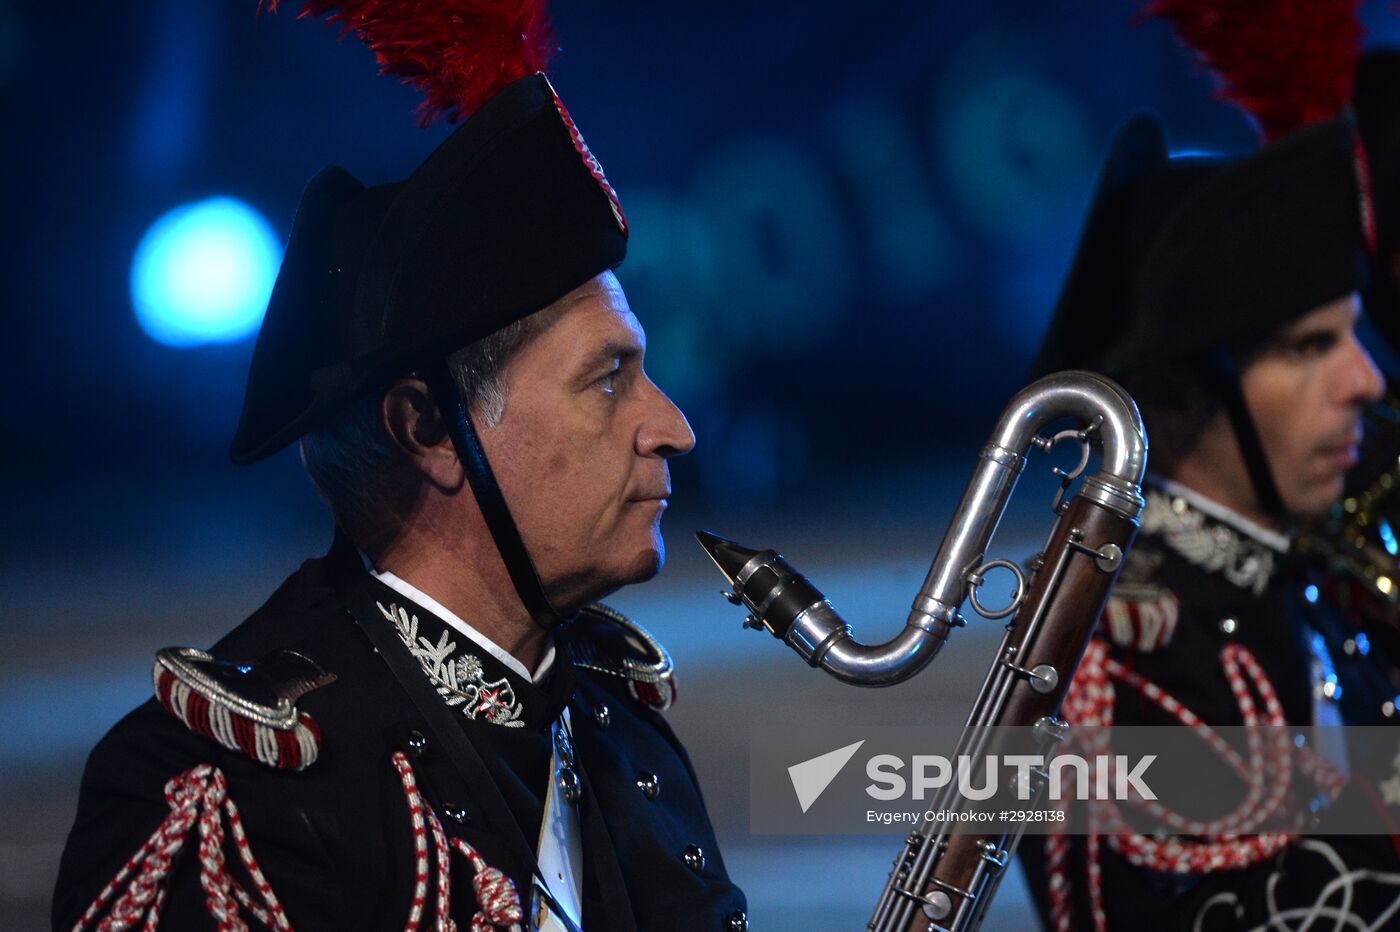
7,2,1400,929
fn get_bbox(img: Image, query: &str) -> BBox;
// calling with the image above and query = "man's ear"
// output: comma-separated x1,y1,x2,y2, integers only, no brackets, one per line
380,378,462,490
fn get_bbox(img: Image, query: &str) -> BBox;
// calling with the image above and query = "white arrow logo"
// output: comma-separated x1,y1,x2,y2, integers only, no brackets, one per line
788,740,866,813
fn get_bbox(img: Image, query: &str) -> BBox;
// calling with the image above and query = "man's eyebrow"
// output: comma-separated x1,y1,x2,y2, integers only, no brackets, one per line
577,341,642,372
1280,322,1339,340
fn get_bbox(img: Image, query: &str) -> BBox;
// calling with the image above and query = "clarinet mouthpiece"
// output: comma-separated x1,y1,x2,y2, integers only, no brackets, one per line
695,530,851,664
694,530,760,588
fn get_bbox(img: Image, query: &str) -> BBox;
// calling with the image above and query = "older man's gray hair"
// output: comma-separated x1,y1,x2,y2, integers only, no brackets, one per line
300,310,556,542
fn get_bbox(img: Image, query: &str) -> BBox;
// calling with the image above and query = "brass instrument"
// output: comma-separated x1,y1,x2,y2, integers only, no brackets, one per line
1295,392,1400,607
1293,392,1400,691
697,371,1148,932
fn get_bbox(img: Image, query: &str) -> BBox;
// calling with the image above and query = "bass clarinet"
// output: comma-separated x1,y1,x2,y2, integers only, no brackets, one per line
697,370,1147,932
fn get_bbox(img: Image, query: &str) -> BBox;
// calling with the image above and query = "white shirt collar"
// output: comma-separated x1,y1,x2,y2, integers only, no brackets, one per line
366,563,556,684
1153,474,1292,554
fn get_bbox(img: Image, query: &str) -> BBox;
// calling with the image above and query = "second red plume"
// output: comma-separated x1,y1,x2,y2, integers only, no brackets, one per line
1145,0,1364,142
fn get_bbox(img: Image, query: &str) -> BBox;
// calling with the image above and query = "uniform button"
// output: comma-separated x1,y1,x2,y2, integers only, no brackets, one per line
558,767,581,805
727,909,748,930
442,803,469,824
682,844,705,872
1218,617,1237,636
407,730,428,753
636,770,660,800
554,728,574,767
594,702,611,728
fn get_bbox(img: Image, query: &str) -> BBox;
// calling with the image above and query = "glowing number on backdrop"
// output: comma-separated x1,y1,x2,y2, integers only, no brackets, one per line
691,138,852,347
829,98,958,300
937,71,1094,243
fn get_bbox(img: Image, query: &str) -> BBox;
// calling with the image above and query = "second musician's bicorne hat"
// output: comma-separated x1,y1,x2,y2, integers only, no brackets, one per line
1032,114,1368,380
1035,0,1372,380
1032,0,1373,520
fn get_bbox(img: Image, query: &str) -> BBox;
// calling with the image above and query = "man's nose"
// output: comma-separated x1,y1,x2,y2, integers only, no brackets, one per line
636,377,696,458
1337,335,1387,407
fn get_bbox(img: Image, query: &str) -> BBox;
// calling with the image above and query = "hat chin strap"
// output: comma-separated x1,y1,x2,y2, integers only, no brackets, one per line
421,359,565,631
1209,348,1290,526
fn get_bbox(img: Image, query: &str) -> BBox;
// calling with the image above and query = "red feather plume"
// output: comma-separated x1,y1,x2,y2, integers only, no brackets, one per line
1145,0,1363,142
266,0,556,126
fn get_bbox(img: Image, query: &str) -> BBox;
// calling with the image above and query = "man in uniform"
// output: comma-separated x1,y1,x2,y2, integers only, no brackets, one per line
50,4,748,931
1283,50,1400,677
1017,9,1400,929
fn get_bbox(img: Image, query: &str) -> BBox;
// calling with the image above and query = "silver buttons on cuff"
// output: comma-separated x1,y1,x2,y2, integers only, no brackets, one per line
557,767,581,806
682,844,705,872
636,770,660,801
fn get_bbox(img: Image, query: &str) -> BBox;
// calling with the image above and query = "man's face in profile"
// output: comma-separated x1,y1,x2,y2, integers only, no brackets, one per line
1242,293,1386,518
478,271,696,610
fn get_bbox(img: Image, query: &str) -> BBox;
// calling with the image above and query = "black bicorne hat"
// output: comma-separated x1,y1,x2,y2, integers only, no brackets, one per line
230,73,628,465
238,4,632,631
1033,112,1368,381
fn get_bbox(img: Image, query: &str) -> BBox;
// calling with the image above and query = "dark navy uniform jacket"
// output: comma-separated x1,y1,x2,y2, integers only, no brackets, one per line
52,537,747,931
1018,484,1400,931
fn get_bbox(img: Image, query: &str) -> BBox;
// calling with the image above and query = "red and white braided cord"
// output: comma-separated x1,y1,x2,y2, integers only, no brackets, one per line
395,751,432,931
1047,639,1316,932
427,806,454,931
74,765,291,932
390,752,523,932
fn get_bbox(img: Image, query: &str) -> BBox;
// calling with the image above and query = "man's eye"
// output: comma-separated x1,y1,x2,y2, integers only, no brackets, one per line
596,369,620,394
1285,333,1338,357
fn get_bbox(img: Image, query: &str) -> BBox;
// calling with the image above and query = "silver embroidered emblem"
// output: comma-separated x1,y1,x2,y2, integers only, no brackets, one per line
1140,490,1275,595
379,602,525,728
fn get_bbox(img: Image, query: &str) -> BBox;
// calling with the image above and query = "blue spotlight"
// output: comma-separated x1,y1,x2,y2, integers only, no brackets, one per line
131,197,281,347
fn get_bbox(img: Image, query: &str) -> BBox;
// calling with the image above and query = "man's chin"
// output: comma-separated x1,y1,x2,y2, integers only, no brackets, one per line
1290,476,1346,520
622,544,664,584
552,547,664,611
623,525,666,579
608,545,666,597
